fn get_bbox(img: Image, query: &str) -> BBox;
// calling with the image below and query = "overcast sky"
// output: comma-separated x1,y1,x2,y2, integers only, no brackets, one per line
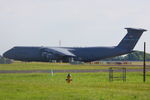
0,0,150,55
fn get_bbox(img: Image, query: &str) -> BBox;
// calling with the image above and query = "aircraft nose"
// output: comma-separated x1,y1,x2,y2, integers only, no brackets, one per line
3,51,9,58
3,50,12,59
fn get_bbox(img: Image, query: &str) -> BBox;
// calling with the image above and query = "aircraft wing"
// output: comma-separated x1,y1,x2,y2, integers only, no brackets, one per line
43,47,76,57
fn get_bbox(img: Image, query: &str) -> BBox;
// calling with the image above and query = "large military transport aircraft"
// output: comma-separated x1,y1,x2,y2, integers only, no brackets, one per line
3,28,147,62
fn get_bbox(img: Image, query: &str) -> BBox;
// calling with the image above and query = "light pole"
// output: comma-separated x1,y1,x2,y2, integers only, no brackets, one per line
143,42,146,82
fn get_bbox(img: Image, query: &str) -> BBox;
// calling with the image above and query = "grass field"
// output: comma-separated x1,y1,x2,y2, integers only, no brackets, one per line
0,61,149,70
0,62,150,100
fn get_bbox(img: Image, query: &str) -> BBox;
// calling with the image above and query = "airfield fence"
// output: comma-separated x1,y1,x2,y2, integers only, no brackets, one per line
109,67,126,82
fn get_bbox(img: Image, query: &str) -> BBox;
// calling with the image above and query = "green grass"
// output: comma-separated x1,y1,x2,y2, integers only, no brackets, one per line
0,61,148,70
0,62,106,70
0,62,150,100
0,72,150,100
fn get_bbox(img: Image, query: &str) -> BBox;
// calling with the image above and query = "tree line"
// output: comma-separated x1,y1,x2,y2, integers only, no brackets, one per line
102,51,150,61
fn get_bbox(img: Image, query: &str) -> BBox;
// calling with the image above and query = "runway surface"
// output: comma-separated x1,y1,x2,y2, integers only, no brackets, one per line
0,68,150,73
0,64,150,73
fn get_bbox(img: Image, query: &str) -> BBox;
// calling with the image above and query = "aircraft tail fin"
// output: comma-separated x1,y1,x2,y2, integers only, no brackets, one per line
117,28,147,51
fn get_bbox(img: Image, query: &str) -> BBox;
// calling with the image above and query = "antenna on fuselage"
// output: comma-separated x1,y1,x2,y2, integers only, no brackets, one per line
59,40,61,47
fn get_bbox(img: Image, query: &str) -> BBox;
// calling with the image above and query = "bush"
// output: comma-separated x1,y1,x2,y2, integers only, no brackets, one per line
0,56,13,64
